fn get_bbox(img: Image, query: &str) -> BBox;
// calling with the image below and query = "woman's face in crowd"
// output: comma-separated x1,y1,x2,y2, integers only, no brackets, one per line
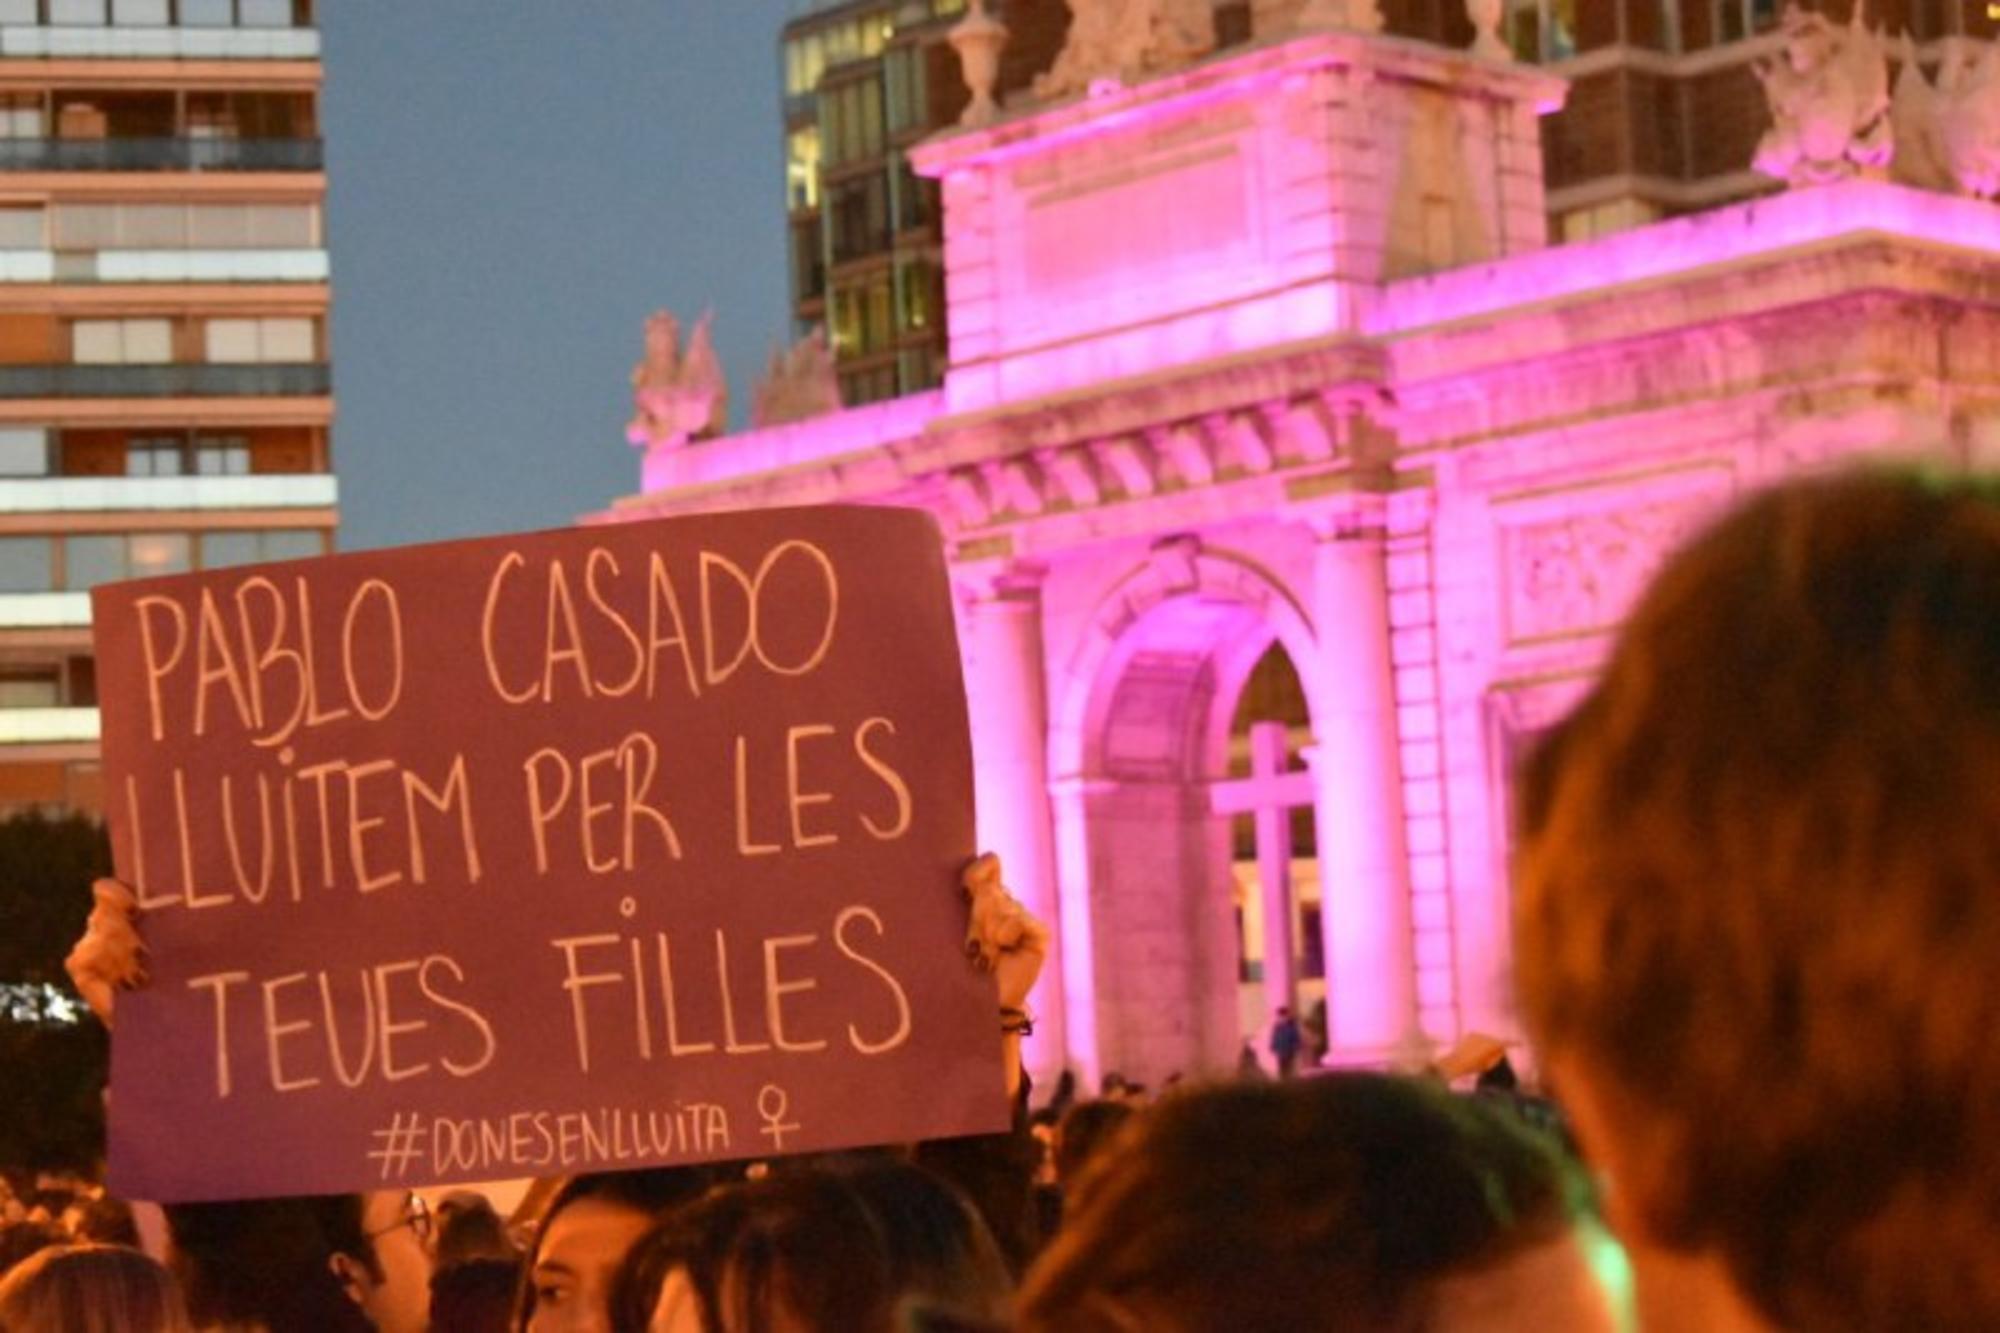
528,1198,656,1333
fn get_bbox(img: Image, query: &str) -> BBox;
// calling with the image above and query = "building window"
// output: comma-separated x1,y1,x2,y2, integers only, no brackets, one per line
791,217,826,304
0,670,59,708
201,528,322,568
0,428,48,476
895,258,938,333
823,76,885,169
1713,0,1777,42
49,0,107,24
72,318,172,365
0,1,35,22
785,31,828,98
0,207,41,250
827,174,889,264
786,126,821,212
0,94,42,139
0,536,49,591
193,435,250,475
125,437,183,476
111,0,169,24
52,202,318,252
891,157,934,232
179,0,232,25
1505,0,1576,61
884,45,926,135
66,531,188,586
204,317,313,363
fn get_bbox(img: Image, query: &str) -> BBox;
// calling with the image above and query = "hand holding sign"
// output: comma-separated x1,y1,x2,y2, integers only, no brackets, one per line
65,877,145,1027
91,506,1008,1201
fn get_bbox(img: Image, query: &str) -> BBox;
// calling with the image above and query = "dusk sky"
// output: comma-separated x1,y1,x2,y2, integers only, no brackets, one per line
320,1,800,552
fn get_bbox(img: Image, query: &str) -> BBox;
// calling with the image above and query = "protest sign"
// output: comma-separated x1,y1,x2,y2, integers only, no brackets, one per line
90,505,1004,1202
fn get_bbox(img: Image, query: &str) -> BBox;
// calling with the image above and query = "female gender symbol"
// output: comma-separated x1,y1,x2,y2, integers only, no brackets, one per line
758,1084,801,1150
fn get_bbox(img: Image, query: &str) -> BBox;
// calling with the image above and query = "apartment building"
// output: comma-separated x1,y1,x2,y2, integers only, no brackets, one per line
780,0,1067,406
0,0,332,814
777,1,1996,409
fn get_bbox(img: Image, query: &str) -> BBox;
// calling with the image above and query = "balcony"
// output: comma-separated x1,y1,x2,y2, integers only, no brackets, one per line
0,363,327,396
0,136,321,171
0,591,90,627
0,473,335,511
0,26,318,59
0,706,98,744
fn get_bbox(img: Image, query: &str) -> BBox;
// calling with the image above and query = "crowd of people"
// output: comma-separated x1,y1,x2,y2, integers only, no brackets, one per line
5,468,2000,1331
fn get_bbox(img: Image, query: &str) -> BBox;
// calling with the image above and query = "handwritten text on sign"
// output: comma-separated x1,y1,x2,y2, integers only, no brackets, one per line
92,507,1002,1202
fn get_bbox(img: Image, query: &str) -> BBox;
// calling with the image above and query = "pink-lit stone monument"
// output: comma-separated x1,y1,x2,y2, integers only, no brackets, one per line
597,16,2000,1089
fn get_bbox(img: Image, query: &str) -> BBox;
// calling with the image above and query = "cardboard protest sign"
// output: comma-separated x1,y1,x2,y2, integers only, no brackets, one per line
91,506,1005,1202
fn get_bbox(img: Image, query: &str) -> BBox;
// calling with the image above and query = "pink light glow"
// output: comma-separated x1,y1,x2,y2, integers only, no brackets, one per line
593,22,2000,1083
1377,180,2000,335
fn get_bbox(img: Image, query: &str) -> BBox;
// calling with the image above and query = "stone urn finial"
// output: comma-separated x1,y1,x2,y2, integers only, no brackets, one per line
1467,0,1510,61
951,0,1009,128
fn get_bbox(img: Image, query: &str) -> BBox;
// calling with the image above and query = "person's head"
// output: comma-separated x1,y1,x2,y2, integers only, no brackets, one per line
1515,469,2000,1331
520,1169,716,1333
0,1243,191,1333
162,1194,398,1333
69,1197,140,1248
1053,1100,1136,1192
1017,1073,1616,1332
834,1160,1012,1324
431,1256,523,1333
0,1218,62,1279
436,1190,517,1268
613,1173,895,1333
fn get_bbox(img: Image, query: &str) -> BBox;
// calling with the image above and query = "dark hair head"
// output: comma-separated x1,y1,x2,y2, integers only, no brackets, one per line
0,1243,190,1333
518,1168,722,1328
834,1159,1012,1322
1018,1073,1586,1331
430,1257,520,1333
70,1198,139,1249
162,1195,372,1331
1053,1100,1136,1190
612,1173,895,1333
434,1192,515,1268
0,1218,63,1278
1515,469,2000,1329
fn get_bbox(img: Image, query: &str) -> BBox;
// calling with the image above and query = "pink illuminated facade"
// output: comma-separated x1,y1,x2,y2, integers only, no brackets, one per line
599,22,2000,1086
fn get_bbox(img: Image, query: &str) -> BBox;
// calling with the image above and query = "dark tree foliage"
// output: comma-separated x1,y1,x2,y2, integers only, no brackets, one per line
0,811,113,1171
0,1019,107,1171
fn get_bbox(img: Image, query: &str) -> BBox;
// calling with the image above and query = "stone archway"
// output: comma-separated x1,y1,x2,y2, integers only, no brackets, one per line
1049,542,1316,1086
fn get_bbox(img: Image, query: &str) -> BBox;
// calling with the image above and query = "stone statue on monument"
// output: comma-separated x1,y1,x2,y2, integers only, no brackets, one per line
1032,0,1217,101
750,329,843,429
1890,34,2000,200
625,309,727,449
1751,3,1892,187
951,0,1009,128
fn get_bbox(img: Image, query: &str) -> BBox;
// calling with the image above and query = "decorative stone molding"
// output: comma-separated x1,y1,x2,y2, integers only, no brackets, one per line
1500,487,1727,644
935,389,1380,530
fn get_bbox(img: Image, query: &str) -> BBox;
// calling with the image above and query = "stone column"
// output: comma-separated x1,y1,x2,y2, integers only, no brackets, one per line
963,565,1065,1081
1247,720,1298,1022
1305,514,1417,1061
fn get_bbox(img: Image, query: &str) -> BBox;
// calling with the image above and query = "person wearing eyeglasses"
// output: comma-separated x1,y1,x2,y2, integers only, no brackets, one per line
65,891,439,1333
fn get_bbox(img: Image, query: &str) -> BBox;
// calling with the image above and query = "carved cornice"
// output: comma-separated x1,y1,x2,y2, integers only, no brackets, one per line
937,382,1394,535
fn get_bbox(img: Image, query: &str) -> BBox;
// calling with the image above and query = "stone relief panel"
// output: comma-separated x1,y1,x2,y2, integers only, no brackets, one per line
1498,473,1734,646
